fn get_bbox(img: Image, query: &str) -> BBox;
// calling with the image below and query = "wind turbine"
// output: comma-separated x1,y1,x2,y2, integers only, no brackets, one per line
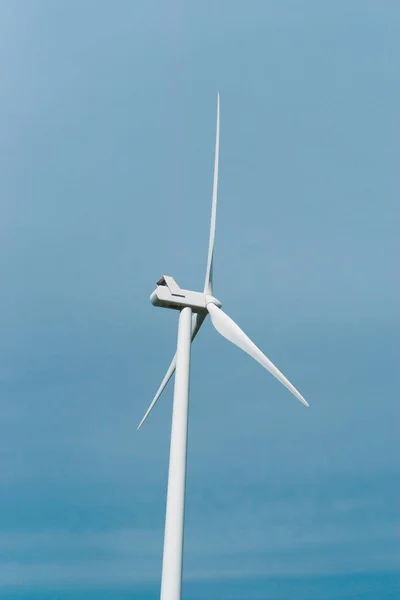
138,94,308,600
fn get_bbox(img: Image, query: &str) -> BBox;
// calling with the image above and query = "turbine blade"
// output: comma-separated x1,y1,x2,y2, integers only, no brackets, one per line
137,313,207,429
204,93,220,296
137,355,177,430
207,303,309,407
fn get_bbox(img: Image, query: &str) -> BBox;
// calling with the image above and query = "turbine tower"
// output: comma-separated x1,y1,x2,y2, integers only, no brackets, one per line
138,94,308,600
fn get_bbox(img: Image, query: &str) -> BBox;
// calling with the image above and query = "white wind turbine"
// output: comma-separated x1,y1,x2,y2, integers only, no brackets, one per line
138,94,308,600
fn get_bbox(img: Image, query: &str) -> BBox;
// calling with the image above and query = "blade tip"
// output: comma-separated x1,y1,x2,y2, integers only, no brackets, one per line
137,418,146,430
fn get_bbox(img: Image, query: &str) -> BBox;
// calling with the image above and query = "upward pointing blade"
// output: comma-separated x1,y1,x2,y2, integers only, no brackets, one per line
137,313,207,429
207,303,309,407
204,93,220,296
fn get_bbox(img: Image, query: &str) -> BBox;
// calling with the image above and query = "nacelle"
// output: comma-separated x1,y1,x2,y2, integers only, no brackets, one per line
150,276,220,313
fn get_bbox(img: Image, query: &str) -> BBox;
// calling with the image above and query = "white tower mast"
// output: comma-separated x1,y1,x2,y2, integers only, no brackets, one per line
160,306,192,600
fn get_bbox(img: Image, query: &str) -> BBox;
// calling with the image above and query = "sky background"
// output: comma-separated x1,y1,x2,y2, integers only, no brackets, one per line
0,1,399,598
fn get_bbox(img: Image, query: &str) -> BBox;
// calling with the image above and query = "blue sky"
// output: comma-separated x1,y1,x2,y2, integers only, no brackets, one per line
0,1,399,597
